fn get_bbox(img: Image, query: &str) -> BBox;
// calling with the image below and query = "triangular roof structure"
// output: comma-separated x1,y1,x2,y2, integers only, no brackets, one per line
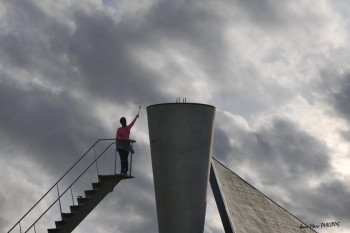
210,158,316,233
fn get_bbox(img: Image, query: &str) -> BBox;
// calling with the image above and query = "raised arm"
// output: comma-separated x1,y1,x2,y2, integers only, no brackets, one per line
128,114,139,129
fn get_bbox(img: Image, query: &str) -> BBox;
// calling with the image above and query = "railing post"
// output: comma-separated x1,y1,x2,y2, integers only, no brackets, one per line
94,146,99,176
114,150,117,175
56,185,62,214
19,222,22,233
129,152,133,176
70,187,75,206
33,224,36,233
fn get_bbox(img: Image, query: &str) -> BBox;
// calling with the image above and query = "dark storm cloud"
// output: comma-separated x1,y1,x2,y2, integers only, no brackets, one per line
330,74,350,119
281,178,350,225
253,119,330,181
313,180,350,219
0,0,302,109
322,72,350,142
213,128,233,162
0,34,30,68
322,72,350,223
214,116,330,183
65,0,232,105
0,1,167,106
144,0,226,56
213,112,350,223
67,10,166,104
236,0,284,27
0,77,106,174
0,194,6,231
233,0,331,34
0,1,71,70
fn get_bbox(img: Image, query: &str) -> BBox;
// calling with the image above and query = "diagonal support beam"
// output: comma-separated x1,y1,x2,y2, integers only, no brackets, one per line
210,161,235,233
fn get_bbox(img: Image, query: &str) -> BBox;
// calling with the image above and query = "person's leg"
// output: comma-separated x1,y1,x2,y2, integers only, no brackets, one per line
122,151,129,173
118,149,129,174
119,150,127,173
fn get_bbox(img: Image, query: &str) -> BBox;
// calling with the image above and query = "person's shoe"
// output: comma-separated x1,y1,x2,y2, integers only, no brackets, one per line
120,171,128,176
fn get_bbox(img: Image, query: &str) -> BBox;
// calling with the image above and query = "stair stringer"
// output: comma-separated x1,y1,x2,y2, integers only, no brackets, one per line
50,175,133,233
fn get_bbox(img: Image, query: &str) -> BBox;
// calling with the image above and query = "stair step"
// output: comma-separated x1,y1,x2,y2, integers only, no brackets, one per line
70,205,81,213
92,182,103,190
77,196,89,205
61,213,74,221
84,189,96,197
98,175,110,182
55,220,66,228
47,228,59,233
98,174,133,182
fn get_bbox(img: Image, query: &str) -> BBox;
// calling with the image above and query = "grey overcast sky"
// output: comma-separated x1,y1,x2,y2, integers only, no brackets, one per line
1,0,350,232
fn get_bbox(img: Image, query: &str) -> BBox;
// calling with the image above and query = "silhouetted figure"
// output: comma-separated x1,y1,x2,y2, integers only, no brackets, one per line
116,111,139,175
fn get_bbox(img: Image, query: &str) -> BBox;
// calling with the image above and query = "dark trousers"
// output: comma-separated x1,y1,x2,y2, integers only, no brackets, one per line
118,149,129,173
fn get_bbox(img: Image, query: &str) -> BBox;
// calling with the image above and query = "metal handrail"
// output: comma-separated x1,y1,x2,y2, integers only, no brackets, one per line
24,141,119,233
7,138,116,233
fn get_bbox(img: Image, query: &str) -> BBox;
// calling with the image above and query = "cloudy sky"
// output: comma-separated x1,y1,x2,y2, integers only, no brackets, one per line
1,0,350,232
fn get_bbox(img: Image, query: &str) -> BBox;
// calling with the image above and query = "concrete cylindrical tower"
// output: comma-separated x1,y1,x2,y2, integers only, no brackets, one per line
147,103,216,233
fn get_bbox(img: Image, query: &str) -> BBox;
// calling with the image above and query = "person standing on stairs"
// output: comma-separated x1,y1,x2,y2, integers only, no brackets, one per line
116,107,140,175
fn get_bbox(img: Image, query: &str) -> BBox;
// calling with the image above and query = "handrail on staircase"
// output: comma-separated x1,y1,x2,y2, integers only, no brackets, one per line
25,141,120,233
8,138,136,233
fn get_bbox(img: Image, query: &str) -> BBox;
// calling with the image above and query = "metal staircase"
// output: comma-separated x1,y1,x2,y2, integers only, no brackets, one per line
8,138,136,233
47,175,132,233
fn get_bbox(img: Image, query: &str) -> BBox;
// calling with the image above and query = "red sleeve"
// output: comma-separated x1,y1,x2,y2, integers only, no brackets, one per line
127,116,138,129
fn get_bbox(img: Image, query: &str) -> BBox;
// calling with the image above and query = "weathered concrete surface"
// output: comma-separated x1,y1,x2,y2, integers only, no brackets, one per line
211,158,317,233
147,103,216,233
